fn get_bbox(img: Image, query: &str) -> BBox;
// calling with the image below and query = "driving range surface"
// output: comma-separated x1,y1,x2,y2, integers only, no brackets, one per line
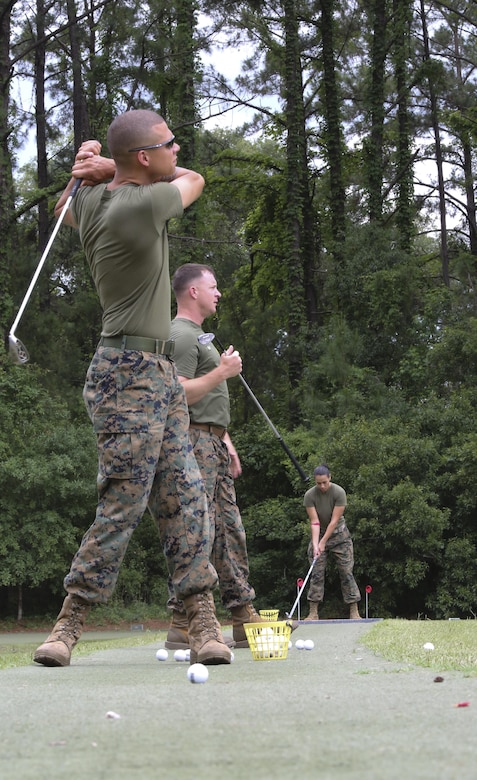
1,621,475,779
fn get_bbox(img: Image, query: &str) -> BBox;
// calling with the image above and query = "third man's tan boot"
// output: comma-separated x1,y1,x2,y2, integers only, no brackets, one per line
304,601,319,621
183,592,232,665
33,594,90,667
349,602,362,620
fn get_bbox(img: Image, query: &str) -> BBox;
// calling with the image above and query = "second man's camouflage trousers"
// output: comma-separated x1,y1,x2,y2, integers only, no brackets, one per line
307,526,361,604
64,346,218,604
168,426,255,612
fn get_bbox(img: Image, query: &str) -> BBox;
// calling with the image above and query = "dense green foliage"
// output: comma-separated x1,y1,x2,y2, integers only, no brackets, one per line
1,0,477,621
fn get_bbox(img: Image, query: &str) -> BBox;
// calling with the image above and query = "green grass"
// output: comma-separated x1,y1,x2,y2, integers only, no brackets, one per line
0,630,168,670
362,618,477,674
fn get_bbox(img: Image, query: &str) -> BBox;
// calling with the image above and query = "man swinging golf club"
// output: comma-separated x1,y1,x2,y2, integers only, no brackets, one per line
34,110,231,667
303,464,362,621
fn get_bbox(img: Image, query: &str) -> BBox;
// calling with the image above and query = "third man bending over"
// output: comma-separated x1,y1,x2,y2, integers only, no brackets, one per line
304,464,361,621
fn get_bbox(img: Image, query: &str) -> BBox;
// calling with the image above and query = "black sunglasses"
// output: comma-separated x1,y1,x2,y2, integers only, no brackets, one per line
128,136,175,153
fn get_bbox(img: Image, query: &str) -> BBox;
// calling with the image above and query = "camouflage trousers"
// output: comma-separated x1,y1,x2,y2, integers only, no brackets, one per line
168,427,255,612
307,526,361,604
64,347,218,604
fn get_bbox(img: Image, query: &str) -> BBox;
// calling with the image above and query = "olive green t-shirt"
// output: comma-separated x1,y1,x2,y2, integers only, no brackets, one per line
72,182,183,340
303,482,347,530
170,318,230,428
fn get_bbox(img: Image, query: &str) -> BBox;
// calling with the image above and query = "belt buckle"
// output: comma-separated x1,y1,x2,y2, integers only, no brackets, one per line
159,339,174,357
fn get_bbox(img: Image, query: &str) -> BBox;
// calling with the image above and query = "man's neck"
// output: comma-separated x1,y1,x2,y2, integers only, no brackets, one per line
107,164,159,190
175,305,204,326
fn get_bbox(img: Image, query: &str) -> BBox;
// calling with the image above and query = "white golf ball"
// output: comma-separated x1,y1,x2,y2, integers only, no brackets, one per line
423,642,435,651
295,639,305,649
304,639,315,650
230,652,235,663
155,648,168,661
288,640,293,649
174,649,187,662
187,663,209,684
184,649,191,661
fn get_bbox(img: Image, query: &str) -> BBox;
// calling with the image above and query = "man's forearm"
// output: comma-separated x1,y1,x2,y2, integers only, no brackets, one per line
180,365,231,406
320,509,344,545
54,150,116,224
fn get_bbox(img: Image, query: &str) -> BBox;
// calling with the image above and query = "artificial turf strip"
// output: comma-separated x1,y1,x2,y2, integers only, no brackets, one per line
1,621,476,779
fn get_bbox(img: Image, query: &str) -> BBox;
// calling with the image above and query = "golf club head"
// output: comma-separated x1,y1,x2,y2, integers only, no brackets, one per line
197,332,215,346
8,334,29,365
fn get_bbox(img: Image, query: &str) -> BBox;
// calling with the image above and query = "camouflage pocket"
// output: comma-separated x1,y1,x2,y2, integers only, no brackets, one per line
93,413,149,480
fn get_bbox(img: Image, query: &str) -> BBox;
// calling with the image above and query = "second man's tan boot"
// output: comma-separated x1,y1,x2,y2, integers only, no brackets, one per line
230,603,263,648
165,609,190,650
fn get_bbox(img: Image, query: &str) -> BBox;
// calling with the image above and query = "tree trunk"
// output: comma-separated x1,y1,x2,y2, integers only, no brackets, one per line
67,0,90,149
365,0,388,223
320,0,345,253
452,27,477,256
0,1,16,335
283,0,308,420
462,140,477,256
420,0,449,287
392,0,413,252
35,0,50,314
17,583,23,621
171,0,198,240
173,0,197,165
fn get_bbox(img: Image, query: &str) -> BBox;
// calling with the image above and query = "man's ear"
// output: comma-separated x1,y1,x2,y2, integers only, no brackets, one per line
135,150,150,167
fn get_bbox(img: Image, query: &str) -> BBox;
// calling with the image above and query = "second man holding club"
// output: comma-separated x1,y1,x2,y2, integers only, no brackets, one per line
156,263,263,648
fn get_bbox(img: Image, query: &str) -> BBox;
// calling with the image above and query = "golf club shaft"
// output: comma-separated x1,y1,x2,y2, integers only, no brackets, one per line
9,178,82,338
286,557,317,620
214,334,309,482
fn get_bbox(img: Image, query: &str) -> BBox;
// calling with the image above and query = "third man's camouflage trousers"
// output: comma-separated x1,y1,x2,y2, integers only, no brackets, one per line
64,346,218,604
307,526,361,604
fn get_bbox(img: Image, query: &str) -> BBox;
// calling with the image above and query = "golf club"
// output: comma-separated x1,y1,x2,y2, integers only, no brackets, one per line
8,177,82,365
285,556,317,620
197,332,309,482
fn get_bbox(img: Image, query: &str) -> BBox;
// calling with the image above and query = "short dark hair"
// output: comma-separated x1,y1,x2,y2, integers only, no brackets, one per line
107,109,165,159
172,263,215,298
314,464,330,477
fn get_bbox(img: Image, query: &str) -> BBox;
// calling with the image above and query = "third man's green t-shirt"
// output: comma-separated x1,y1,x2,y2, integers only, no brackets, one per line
303,482,347,531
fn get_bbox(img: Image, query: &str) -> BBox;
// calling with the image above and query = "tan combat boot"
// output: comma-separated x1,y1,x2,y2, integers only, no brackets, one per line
305,602,319,621
33,594,90,667
165,610,190,650
165,608,235,650
231,603,263,648
183,592,232,665
349,602,362,620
